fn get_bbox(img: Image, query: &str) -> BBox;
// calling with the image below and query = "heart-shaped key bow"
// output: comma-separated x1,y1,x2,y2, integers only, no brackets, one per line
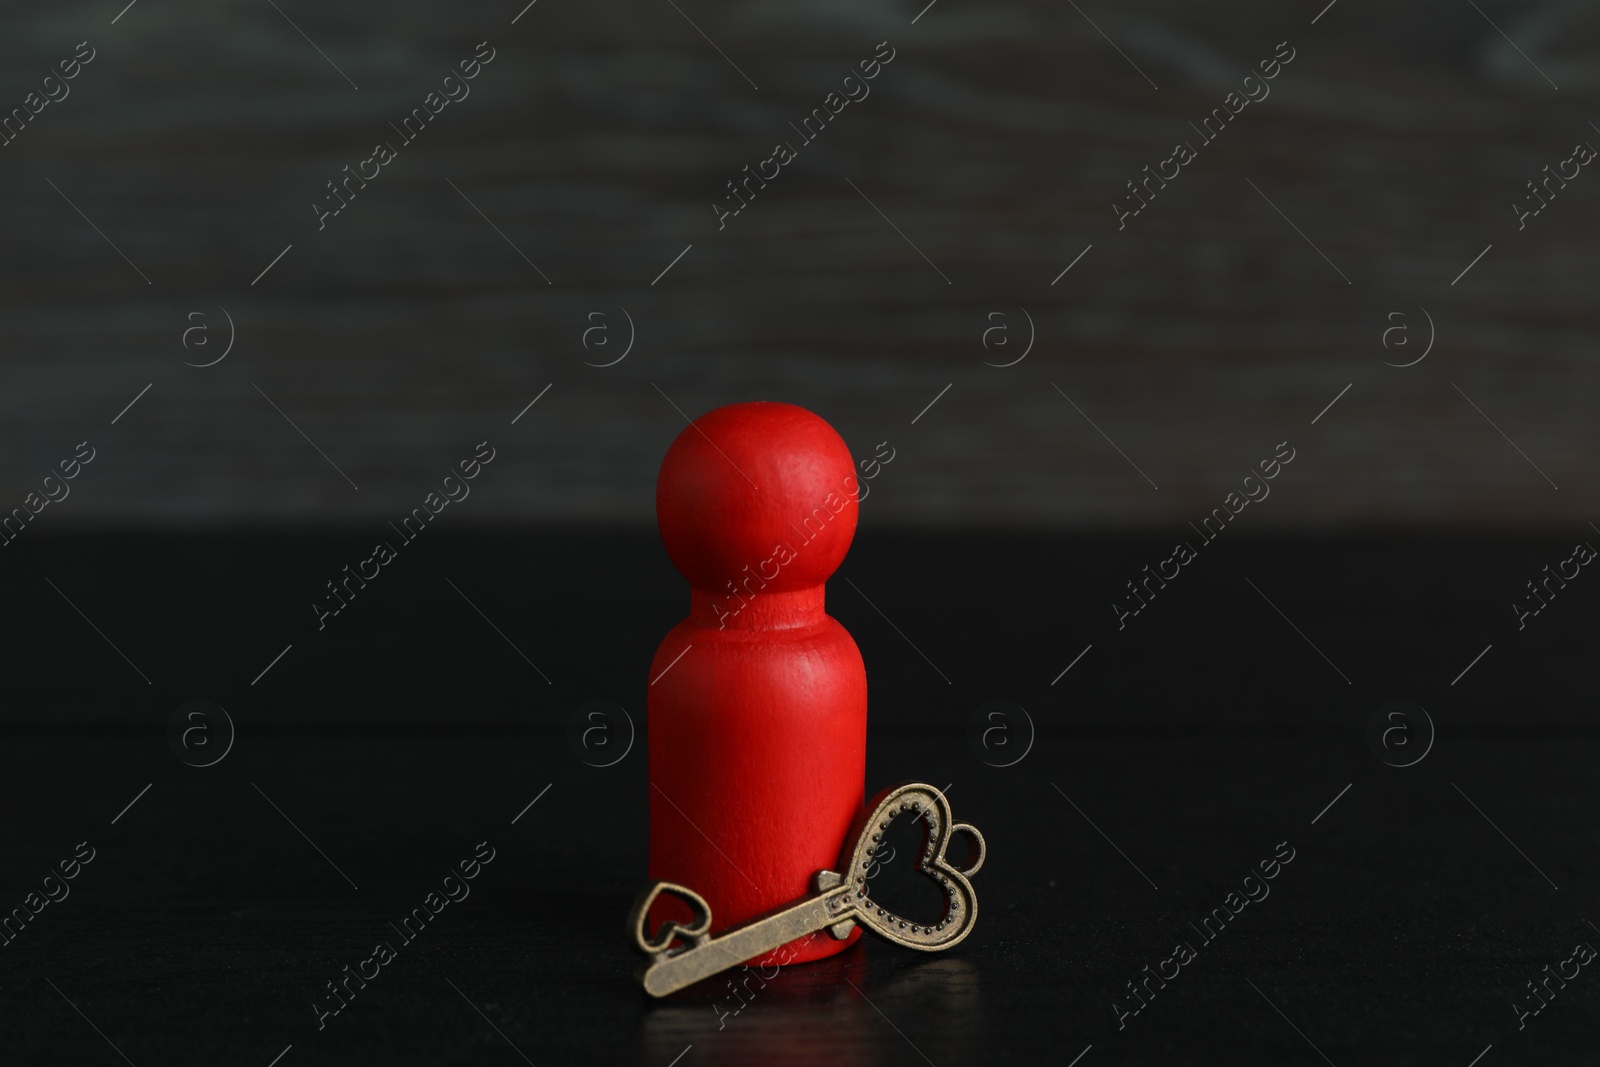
627,782,986,996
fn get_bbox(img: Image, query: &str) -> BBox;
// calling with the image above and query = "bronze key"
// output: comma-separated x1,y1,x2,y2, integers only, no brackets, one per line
627,782,986,997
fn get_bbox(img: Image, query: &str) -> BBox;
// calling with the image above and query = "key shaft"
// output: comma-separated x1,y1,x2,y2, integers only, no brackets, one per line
640,884,855,997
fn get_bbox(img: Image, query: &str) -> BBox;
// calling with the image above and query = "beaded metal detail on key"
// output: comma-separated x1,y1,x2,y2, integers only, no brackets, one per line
843,782,985,949
627,782,985,997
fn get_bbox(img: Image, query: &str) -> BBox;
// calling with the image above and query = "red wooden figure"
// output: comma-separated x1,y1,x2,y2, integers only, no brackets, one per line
648,401,867,966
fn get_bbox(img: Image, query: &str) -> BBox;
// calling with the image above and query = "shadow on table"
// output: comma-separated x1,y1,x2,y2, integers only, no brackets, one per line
636,949,981,1066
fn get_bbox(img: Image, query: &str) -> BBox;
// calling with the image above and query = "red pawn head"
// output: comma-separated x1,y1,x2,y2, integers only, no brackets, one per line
649,400,868,967
657,401,860,626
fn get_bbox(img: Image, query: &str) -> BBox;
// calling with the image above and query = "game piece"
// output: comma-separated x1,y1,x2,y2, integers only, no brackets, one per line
629,783,986,996
648,401,868,966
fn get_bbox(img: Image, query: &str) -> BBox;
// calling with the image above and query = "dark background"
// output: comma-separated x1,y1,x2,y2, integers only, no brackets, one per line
3,0,1599,1063
2,0,1599,529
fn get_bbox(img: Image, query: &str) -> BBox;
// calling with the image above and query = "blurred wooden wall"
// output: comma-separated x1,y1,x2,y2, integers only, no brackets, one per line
1,0,1597,528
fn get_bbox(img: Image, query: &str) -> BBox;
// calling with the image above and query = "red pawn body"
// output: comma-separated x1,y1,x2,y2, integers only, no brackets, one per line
649,401,867,966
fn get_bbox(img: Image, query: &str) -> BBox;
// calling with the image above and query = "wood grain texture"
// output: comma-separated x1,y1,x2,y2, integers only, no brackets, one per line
0,0,1597,526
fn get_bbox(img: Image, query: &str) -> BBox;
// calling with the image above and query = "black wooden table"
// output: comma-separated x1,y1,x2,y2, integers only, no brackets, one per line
2,532,1597,1064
